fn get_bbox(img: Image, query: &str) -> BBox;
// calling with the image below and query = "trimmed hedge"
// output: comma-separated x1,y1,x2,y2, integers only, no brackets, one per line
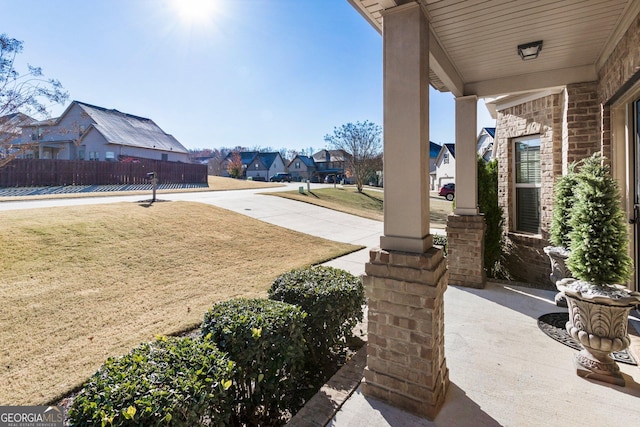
69,336,235,426
202,298,307,426
268,266,365,365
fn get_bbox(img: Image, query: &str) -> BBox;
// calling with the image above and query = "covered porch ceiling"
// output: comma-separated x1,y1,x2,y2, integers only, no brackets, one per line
348,0,639,98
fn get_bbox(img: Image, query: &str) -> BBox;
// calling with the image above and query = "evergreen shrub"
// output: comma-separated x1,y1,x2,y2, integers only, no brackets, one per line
477,157,505,277
201,298,307,426
268,266,365,365
567,153,632,285
69,336,235,427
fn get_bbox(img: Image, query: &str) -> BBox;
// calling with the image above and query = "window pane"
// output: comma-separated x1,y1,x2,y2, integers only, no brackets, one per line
515,139,540,184
517,187,540,233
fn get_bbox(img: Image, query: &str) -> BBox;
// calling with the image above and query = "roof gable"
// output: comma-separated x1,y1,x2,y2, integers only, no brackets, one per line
429,141,442,158
289,155,316,168
71,101,188,153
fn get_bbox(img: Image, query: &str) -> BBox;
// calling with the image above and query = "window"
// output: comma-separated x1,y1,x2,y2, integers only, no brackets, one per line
295,161,300,169
161,153,168,161
106,151,115,161
443,153,449,164
89,151,99,160
78,149,85,160
514,136,541,233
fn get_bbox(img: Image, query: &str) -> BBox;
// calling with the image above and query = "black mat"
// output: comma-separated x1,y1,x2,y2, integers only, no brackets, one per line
537,312,637,365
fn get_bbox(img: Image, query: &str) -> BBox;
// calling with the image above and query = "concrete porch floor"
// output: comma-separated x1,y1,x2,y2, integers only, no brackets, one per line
293,281,640,427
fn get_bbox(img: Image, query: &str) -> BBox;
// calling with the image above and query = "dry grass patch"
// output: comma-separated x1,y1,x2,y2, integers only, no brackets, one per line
266,187,452,227
0,201,359,405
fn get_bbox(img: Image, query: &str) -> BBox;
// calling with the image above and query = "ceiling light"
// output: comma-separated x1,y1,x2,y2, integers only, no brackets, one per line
517,40,543,61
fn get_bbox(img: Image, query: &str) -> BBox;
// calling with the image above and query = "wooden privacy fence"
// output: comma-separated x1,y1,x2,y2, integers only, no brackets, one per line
0,159,208,187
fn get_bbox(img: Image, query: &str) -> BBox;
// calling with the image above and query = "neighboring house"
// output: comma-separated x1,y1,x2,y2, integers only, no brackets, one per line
0,112,36,159
288,155,317,181
246,152,286,181
220,151,286,181
20,101,189,162
434,143,455,189
476,127,495,161
312,149,351,182
428,141,442,190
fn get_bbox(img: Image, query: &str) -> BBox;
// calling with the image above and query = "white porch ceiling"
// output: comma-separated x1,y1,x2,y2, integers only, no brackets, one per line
348,0,638,97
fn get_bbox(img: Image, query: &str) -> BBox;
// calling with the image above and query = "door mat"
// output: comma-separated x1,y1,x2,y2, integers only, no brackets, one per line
537,312,637,365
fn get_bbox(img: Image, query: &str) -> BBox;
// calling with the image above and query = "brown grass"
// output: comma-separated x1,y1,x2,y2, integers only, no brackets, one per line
266,187,453,227
0,201,360,405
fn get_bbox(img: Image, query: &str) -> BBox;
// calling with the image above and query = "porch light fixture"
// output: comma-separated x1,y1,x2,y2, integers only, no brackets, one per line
517,40,543,60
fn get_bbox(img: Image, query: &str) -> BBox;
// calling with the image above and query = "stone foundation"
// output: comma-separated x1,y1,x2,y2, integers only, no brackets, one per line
446,213,486,288
362,246,449,420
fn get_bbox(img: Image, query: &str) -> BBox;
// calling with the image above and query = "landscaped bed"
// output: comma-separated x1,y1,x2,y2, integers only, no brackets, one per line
0,201,361,405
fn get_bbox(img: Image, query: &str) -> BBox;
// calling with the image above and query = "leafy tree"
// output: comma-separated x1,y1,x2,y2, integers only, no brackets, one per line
324,120,382,192
477,157,504,277
0,34,68,166
227,151,243,178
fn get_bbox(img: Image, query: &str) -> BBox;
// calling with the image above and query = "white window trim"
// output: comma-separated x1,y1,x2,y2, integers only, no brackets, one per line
513,134,541,234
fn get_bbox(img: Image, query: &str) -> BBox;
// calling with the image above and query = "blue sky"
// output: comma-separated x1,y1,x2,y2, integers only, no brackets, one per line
3,0,494,152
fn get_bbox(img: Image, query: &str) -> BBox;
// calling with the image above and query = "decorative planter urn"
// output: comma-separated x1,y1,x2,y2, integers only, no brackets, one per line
557,278,640,386
544,246,570,307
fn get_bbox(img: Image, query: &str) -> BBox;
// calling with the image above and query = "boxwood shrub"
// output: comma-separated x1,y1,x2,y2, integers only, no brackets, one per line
268,266,365,366
69,336,235,426
201,298,307,426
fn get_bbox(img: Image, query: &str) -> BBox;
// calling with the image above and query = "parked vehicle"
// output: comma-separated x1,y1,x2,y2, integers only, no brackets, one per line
270,173,292,183
439,183,455,201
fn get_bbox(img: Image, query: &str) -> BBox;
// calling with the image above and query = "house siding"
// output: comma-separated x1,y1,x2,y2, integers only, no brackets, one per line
434,147,455,188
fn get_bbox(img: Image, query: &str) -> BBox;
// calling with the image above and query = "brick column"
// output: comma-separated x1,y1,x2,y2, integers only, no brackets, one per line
363,246,449,419
447,214,486,288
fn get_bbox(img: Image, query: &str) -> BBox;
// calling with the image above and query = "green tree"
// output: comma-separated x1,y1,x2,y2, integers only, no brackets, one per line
549,162,578,248
324,120,382,192
567,153,632,285
0,34,68,166
477,157,504,277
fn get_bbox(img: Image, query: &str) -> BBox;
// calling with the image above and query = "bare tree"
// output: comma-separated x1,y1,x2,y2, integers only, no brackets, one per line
324,121,382,192
0,34,68,167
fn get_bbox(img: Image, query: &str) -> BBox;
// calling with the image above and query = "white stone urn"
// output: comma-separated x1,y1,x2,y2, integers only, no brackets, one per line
557,278,640,386
544,246,570,307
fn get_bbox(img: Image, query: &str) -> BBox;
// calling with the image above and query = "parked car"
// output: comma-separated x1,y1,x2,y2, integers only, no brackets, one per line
270,173,292,183
439,183,455,201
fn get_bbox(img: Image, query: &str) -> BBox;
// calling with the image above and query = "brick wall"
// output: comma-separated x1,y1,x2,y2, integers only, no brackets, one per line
598,11,640,104
495,85,603,289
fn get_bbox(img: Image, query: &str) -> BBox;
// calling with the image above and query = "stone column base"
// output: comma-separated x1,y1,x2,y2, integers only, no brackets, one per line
362,246,449,420
446,213,486,288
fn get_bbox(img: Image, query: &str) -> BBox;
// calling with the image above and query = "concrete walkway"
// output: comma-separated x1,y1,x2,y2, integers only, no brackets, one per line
2,187,639,426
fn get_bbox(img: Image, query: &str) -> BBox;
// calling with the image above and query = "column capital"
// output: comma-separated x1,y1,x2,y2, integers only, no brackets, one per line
455,94,478,103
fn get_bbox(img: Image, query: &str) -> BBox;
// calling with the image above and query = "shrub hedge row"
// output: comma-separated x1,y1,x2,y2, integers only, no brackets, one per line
69,336,235,426
70,266,365,426
202,298,307,426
